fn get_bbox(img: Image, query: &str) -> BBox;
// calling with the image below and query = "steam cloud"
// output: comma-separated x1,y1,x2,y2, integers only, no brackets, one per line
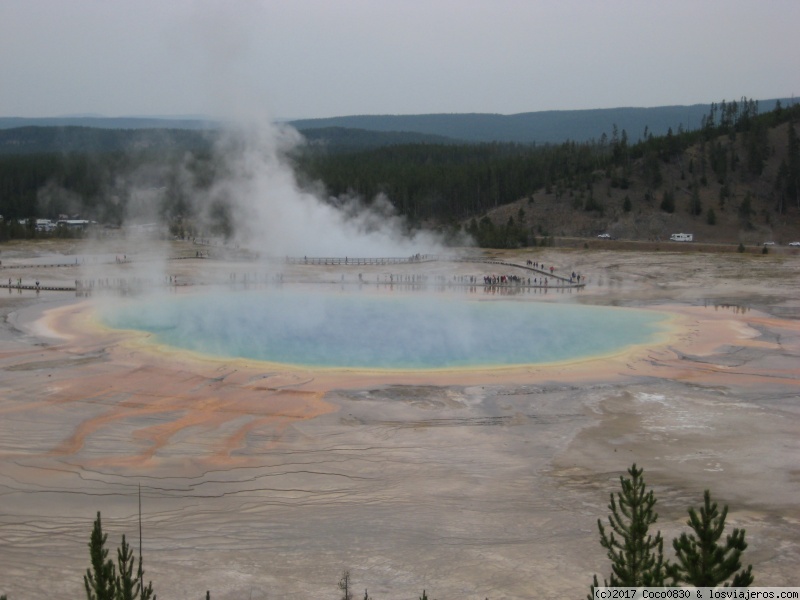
188,117,451,257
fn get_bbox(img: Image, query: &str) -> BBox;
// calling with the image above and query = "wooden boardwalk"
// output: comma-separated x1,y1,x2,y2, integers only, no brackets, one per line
1,283,76,291
284,254,436,266
0,255,585,292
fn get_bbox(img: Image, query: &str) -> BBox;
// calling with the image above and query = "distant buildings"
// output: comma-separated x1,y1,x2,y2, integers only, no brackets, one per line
14,218,94,232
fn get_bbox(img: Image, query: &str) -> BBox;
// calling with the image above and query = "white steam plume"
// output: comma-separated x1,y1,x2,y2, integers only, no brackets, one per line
200,116,449,257
169,4,456,257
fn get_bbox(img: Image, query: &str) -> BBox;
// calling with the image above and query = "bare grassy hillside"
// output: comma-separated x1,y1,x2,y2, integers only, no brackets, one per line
482,122,800,246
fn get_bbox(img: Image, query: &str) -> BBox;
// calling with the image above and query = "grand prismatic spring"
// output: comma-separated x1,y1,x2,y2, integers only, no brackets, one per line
1,242,799,600
99,288,669,369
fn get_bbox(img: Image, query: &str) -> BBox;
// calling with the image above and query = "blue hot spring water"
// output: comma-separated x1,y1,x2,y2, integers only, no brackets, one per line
100,289,669,370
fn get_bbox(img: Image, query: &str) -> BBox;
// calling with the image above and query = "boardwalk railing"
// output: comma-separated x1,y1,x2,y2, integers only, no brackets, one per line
1,263,82,269
1,254,585,292
1,283,76,292
285,254,437,266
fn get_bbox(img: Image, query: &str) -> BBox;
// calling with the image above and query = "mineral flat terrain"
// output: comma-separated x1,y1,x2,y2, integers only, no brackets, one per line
1,240,799,599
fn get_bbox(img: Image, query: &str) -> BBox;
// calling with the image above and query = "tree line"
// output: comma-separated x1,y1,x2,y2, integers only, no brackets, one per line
296,97,800,223
1,98,798,246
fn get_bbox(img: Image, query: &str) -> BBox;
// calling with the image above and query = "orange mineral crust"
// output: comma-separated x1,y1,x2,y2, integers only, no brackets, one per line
2,246,799,599
8,296,793,477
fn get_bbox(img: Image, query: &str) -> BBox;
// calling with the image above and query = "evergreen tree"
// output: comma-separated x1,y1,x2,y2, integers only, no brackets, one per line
776,160,790,214
116,535,137,600
689,184,703,216
718,182,730,210
588,464,666,598
738,194,754,220
668,490,754,587
660,190,675,213
745,121,768,176
85,512,116,600
643,151,662,187
114,533,155,600
136,484,156,600
138,572,155,600
786,122,800,209
338,570,352,600
622,196,632,213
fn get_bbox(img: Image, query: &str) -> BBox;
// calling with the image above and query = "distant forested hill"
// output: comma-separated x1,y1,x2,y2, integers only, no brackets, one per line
2,98,798,247
0,126,214,155
3,98,794,149
0,124,450,156
298,127,457,151
294,98,800,247
0,116,216,130
290,99,794,144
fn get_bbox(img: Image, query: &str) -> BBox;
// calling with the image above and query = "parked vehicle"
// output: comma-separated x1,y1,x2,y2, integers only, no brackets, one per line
670,233,693,242
789,242,800,247
597,233,611,239
763,241,776,246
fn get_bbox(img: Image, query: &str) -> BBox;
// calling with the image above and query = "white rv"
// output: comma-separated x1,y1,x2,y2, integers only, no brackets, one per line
670,233,693,242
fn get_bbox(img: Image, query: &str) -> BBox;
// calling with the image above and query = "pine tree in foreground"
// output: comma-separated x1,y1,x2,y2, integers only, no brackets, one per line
138,576,155,600
588,464,666,599
338,570,352,600
136,484,156,600
85,512,116,600
668,490,754,587
116,533,156,600
133,553,155,600
116,535,137,600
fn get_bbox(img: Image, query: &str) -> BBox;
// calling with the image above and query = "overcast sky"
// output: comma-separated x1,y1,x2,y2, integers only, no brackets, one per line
1,0,798,120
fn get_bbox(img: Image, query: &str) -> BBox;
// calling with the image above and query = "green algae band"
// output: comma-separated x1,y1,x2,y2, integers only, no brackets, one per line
101,289,668,370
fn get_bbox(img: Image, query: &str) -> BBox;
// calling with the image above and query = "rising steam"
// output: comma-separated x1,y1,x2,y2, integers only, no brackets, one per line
189,116,450,257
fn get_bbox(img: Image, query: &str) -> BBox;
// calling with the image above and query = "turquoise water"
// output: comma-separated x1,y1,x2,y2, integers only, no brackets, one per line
100,289,668,369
